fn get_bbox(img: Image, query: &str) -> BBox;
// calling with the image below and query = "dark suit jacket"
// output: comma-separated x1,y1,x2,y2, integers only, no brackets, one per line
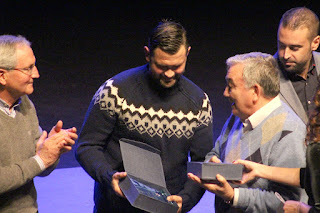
275,51,320,125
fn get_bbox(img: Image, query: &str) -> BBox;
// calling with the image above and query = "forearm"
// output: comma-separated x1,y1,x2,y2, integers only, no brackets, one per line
0,157,42,194
178,179,206,212
76,98,118,184
236,181,301,212
75,145,117,184
256,165,300,187
182,119,213,211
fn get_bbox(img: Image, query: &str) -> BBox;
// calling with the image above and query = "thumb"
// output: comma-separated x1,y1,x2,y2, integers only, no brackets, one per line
210,156,222,163
54,120,63,132
36,131,47,149
216,174,227,185
167,195,182,202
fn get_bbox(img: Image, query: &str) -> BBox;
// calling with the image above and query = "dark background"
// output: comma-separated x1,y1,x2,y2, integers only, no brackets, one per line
1,1,319,168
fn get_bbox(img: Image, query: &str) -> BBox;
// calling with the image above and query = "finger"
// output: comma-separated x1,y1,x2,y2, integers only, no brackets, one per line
66,127,77,133
67,132,78,140
36,131,48,148
167,195,182,202
233,159,243,164
112,172,127,197
187,173,202,184
60,146,72,154
54,120,63,132
39,131,48,141
47,133,69,145
113,172,127,180
57,130,77,140
63,137,75,146
216,174,227,185
209,156,222,163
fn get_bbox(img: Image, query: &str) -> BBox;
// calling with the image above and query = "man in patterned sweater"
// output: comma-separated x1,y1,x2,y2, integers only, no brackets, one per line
75,20,213,212
188,52,306,212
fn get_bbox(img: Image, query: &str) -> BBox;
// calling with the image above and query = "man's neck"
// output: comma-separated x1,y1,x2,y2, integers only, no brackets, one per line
0,91,18,109
298,61,311,79
244,96,281,129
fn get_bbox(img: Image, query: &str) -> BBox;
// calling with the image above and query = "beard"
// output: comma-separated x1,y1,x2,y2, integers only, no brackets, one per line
280,58,309,76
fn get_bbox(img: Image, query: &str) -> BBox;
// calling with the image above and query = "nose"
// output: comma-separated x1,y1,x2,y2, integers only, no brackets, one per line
223,86,229,97
31,66,40,78
164,70,175,79
283,47,291,60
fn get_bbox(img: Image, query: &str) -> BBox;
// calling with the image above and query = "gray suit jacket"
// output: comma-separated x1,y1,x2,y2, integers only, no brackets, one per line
275,51,320,125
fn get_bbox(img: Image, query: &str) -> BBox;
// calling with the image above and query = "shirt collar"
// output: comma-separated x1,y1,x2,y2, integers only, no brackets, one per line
243,95,282,131
0,98,21,117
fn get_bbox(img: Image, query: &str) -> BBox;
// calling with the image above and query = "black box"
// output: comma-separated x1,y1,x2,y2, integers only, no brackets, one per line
187,162,244,181
119,138,179,213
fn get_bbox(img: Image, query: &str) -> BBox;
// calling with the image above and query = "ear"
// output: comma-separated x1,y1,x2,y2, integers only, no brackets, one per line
0,70,7,86
311,35,320,51
251,84,261,103
186,46,191,56
144,46,151,63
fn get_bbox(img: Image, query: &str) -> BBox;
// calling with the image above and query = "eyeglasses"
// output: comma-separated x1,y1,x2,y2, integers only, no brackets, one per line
12,64,36,76
0,64,36,76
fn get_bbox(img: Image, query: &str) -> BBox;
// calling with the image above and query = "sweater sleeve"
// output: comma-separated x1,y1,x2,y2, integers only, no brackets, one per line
236,122,306,212
205,113,238,161
0,157,42,194
75,83,119,185
178,94,214,212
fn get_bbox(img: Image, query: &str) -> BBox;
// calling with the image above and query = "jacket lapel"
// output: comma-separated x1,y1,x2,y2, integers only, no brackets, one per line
279,68,309,124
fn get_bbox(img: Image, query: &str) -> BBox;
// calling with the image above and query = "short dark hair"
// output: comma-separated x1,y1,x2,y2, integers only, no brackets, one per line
280,7,319,40
147,19,189,55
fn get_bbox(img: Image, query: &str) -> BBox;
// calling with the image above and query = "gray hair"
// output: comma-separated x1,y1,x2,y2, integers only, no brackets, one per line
226,52,280,98
0,35,31,70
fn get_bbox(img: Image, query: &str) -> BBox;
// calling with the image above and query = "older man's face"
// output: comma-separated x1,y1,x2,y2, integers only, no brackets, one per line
4,44,39,101
223,63,255,122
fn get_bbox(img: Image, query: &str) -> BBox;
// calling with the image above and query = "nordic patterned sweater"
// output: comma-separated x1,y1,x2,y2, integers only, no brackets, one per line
75,64,214,212
0,95,42,213
206,101,307,213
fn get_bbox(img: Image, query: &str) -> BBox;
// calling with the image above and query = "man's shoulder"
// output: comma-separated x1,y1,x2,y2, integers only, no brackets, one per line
97,65,147,93
20,95,34,109
180,76,207,98
111,64,147,84
272,101,306,127
313,51,320,68
313,51,320,58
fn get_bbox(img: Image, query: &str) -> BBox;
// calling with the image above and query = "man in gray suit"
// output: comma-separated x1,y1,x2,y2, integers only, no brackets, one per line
274,7,320,124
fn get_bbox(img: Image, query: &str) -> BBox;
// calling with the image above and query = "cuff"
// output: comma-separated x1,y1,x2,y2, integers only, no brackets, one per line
233,188,240,206
33,155,46,171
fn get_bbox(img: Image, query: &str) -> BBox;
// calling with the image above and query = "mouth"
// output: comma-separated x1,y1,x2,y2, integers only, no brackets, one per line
285,62,294,66
282,60,295,67
161,78,175,84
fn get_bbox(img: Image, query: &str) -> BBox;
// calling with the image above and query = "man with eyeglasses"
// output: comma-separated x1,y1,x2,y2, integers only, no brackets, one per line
0,35,78,213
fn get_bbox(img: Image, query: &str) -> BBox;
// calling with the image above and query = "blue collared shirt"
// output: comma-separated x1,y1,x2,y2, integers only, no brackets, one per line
0,98,21,118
